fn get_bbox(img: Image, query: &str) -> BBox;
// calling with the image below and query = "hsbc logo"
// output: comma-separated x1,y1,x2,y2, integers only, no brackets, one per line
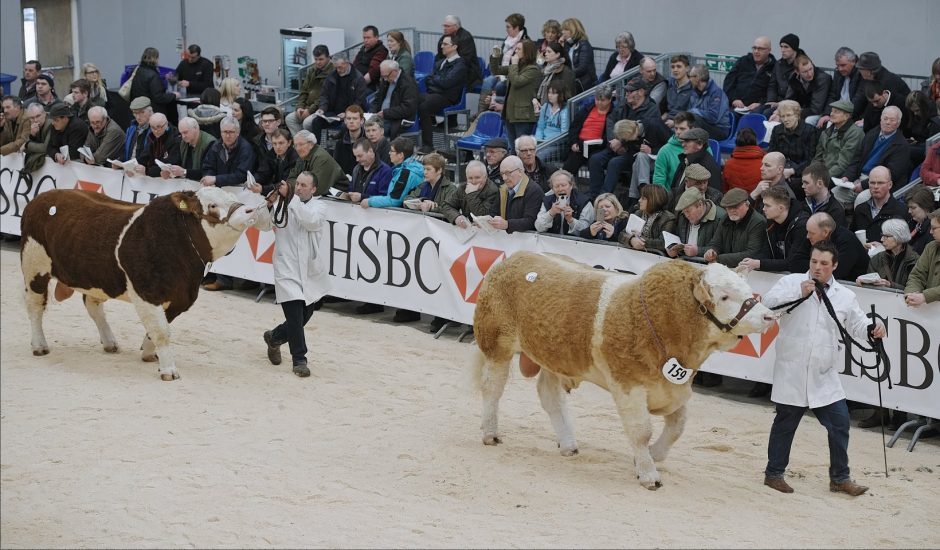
449,246,505,303
244,226,274,264
75,180,104,193
728,321,779,358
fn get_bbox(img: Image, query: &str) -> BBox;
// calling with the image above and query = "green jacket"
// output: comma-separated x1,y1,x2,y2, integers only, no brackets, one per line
180,130,216,173
813,121,863,179
707,208,768,267
652,135,684,189
406,176,461,222
675,199,726,253
904,240,940,303
620,210,677,253
288,144,347,196
490,58,541,123
457,180,499,218
869,245,919,289
296,62,334,110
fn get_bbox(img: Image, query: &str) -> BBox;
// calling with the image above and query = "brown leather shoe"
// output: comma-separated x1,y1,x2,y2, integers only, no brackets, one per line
830,480,868,496
201,281,232,292
764,476,794,493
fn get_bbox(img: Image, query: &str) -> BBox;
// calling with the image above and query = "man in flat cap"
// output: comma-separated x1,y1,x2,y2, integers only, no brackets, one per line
483,137,509,185
46,101,88,163
704,187,768,268
851,51,911,121
670,127,722,191
667,162,723,212
813,99,864,185
667,186,726,260
124,96,153,162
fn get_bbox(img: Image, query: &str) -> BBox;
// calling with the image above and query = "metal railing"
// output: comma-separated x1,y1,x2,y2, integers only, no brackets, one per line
894,131,940,198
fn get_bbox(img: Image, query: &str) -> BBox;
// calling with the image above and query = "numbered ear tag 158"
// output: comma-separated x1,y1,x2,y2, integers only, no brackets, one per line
662,357,690,384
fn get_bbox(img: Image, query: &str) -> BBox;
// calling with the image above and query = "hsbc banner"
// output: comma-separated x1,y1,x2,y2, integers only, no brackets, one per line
1,157,937,417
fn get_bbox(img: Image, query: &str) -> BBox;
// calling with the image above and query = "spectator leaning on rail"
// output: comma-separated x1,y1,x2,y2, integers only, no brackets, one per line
363,117,391,165
23,103,51,172
622,184,676,254
800,161,848,228
667,162,723,213
666,187,725,259
858,218,920,290
907,187,936,254
703,187,769,268
287,129,347,196
46,102,88,164
454,160,499,230
687,64,731,141
134,112,181,177
486,155,542,233
361,136,424,209
123,97,153,162
903,209,940,308
371,59,419,139
251,128,298,196
535,168,594,236
166,116,216,182
1,96,30,155
580,193,627,242
723,36,776,114
405,152,460,222
175,44,215,98
354,25,389,92
285,45,333,136
812,99,863,184
346,138,392,206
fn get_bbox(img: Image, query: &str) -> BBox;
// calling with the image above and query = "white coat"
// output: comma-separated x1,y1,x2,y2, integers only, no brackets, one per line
762,272,872,408
257,195,331,305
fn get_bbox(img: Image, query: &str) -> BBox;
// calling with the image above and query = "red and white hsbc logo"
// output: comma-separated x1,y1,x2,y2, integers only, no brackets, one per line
244,226,274,264
728,320,779,358
74,180,104,193
449,246,505,304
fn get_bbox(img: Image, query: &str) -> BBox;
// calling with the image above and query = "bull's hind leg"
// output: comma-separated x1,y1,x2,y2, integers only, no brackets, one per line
649,404,688,462
21,239,52,356
537,370,579,456
610,385,662,490
82,296,119,353
129,293,178,381
474,348,511,446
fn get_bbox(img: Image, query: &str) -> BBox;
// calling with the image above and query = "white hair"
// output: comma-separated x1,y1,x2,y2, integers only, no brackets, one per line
380,59,399,72
466,159,486,176
26,103,45,115
444,15,461,26
294,129,317,145
500,155,524,171
883,105,903,121
514,135,536,150
149,112,168,126
178,117,199,131
87,105,108,120
220,116,240,131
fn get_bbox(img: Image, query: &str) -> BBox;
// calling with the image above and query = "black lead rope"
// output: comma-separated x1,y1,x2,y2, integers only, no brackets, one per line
268,182,294,228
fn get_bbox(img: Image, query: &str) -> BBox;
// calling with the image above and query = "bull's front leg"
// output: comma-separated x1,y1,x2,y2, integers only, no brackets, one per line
129,292,178,381
649,403,688,462
82,296,119,353
610,385,662,490
536,370,579,456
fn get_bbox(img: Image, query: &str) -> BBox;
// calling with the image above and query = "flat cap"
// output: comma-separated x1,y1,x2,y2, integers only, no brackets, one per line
129,96,152,110
720,187,749,208
484,137,509,150
49,102,72,118
829,99,854,114
675,187,704,212
683,163,711,181
624,77,645,92
679,127,709,142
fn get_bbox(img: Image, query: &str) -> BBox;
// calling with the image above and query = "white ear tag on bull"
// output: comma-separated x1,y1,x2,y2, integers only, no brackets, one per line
48,206,57,216
525,272,538,282
662,357,690,384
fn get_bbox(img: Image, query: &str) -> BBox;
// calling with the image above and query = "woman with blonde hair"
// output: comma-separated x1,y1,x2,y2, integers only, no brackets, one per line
80,63,107,101
580,192,626,241
560,17,595,92
218,77,242,115
386,31,414,77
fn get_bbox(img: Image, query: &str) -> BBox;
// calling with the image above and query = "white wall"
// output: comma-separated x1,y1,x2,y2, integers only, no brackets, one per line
1,0,25,92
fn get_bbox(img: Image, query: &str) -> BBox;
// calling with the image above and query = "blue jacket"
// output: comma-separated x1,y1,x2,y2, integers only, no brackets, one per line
202,136,256,187
368,156,424,208
535,104,569,142
123,123,151,161
689,79,731,133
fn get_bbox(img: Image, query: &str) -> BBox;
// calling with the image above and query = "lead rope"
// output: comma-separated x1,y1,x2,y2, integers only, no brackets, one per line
269,182,294,228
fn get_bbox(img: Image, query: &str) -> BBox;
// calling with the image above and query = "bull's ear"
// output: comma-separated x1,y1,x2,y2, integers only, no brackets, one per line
170,191,201,216
692,272,714,309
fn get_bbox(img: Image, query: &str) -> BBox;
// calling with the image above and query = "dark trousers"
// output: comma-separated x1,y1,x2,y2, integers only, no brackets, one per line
765,399,851,482
308,117,341,146
693,114,730,141
418,93,455,146
270,299,318,365
505,121,535,153
588,149,632,199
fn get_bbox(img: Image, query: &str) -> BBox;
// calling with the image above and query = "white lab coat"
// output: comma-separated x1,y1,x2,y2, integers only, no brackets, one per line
256,195,331,305
762,272,872,408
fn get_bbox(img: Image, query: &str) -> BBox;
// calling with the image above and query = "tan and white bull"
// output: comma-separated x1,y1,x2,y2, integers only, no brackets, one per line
473,252,776,489
20,187,266,381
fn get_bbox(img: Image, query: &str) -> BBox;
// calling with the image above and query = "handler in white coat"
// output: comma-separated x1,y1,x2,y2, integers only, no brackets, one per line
258,170,331,377
760,240,886,496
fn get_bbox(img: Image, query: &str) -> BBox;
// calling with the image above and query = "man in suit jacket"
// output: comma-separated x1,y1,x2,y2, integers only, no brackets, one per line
371,59,418,139
436,15,481,89
844,106,910,192
417,36,467,153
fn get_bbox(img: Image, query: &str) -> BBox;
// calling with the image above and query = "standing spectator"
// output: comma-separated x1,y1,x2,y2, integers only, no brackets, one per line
622,184,676,254
251,128,298,196
478,13,529,112
785,55,832,126
310,54,369,143
724,36,776,114
723,128,764,193
175,44,215,98
535,20,562,64
666,187,726,259
332,105,366,175
77,63,108,105
25,74,60,112
907,187,936,253
687,64,731,140
903,91,940,167
47,103,88,163
217,77,241,115
813,99,864,183
489,40,540,148
165,117,216,181
535,168,594,235
437,15,481,88
18,60,41,101
129,48,180,118
663,55,693,126
767,99,819,199
534,84,570,162
346,137,392,205
533,42,575,106
926,57,940,103
562,86,614,177
385,31,414,77
286,45,333,135
486,155,542,233
66,79,103,123
354,26,389,91
580,193,627,241
703,188,769,268
371,59,419,139
851,165,908,243
801,161,848,228
903,210,940,308
1,96,30,155
416,36,467,154
454,160,499,229
560,18,595,93
136,112,181,177
287,130,346,195
599,32,640,83
852,52,912,121
766,33,803,112
859,218,920,290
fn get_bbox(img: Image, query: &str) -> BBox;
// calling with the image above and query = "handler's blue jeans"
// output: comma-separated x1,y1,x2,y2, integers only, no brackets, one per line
765,399,851,482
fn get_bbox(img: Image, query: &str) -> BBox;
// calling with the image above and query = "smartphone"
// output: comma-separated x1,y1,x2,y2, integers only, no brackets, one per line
556,194,568,207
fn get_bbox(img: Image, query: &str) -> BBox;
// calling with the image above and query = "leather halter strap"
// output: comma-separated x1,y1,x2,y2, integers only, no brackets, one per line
697,296,758,333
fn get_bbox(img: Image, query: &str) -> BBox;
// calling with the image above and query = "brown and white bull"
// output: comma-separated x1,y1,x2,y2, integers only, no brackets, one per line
20,187,266,381
472,252,776,489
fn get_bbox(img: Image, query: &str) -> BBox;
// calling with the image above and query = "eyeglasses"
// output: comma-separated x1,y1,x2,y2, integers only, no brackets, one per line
499,168,520,177
260,118,278,124
751,46,770,51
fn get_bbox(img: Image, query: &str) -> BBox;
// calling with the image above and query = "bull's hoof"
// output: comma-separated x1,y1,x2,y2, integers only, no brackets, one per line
483,435,501,446
32,347,50,356
103,344,119,353
641,480,663,491
560,447,579,457
160,372,180,381
141,353,158,362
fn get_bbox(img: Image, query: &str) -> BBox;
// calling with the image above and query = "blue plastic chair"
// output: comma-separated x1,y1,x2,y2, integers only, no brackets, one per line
716,111,740,154
456,112,505,150
708,139,722,167
720,113,769,154
470,56,488,94
910,163,922,183
413,51,434,81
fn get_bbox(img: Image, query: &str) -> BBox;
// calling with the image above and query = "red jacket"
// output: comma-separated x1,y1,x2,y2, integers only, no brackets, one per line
722,145,764,193
921,140,939,187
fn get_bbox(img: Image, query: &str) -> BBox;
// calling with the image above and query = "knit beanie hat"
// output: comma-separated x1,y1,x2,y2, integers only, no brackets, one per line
779,33,800,50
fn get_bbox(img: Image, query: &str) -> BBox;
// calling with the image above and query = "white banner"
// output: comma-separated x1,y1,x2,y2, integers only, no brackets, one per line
2,156,937,417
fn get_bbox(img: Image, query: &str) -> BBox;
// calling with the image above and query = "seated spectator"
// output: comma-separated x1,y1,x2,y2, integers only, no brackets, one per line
311,53,369,143
801,161,848,227
361,136,424,209
175,44,215,98
859,218,920,289
436,15,482,89
25,74,60,112
722,128,764,193
535,169,594,235
516,135,550,192
767,100,818,199
354,25,389,91
827,47,861,108
46,102,88,164
842,106,910,204
478,13,529,111
136,112,181,177
560,18,595,93
663,55,693,126
535,19,562,64
486,155,542,233
813,99,863,188
784,55,832,126
285,45,333,135
218,77,241,115
483,137,510,185
255,106,284,154
533,42,575,106
166,116,216,181
669,127,722,192
666,187,725,259
416,35,467,154
534,84,570,162
406,152,460,221
201,116,255,188
766,34,803,113
740,185,809,273
287,129,346,195
66,79,103,123
188,88,225,139
23,103,52,172
346,138,392,205
1,96,30,155
363,117,391,165
852,52,911,123
687,64,731,140
622,118,672,205
703,188,769,268
638,57,667,108
907,187,936,253
652,111,695,188
920,140,940,187
233,98,261,150
580,193,627,241
903,91,940,167
668,162,723,212
252,128,298,195
129,47,180,119
723,36,776,114
332,105,366,176
801,212,869,280
622,184,676,254
454,160,499,229
371,59,419,139
851,166,908,243
860,80,907,134
600,32,640,83
386,31,414,77
749,151,797,211
562,86,613,177
903,210,940,307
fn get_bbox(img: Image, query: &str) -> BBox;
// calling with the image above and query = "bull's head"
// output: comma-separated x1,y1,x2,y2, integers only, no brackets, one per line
693,263,777,336
173,187,269,261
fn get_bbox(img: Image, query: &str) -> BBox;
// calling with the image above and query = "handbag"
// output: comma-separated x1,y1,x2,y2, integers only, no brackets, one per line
118,66,138,101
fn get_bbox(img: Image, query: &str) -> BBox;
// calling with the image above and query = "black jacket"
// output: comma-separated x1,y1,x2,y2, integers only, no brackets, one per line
845,128,910,184
371,71,419,136
852,195,909,243
861,90,907,134
318,69,369,115
332,127,365,176
761,204,809,273
600,51,641,83
567,39,596,93
175,57,215,97
47,117,89,160
852,68,912,120
425,56,467,104
785,70,833,118
129,63,177,116
791,226,868,281
436,28,481,88
354,43,389,91
768,122,819,178
723,53,776,105
140,129,182,177
490,177,543,233
671,148,723,192
828,66,862,107
804,193,848,229
255,146,299,195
